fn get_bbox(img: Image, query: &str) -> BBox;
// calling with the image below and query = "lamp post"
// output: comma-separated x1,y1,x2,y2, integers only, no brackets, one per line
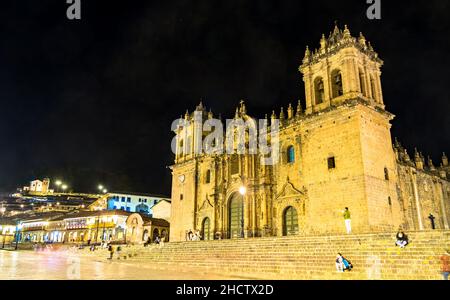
55,180,62,193
61,184,68,193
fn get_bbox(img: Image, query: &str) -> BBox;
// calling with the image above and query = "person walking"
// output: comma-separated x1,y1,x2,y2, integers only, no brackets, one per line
343,208,352,234
108,245,114,260
441,249,450,280
428,214,436,230
116,246,122,260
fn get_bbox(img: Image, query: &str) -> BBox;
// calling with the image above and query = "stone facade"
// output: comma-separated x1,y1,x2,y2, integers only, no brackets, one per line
169,25,450,242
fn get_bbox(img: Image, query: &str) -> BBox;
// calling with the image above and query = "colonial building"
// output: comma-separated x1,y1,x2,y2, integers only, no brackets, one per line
151,199,172,222
107,192,170,216
169,25,450,242
0,210,169,245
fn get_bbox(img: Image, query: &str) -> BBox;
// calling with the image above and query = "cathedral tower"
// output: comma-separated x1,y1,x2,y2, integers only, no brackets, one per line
294,24,402,233
300,25,384,115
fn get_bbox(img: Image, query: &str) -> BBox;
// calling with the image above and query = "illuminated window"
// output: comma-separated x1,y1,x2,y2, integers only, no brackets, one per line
287,146,295,164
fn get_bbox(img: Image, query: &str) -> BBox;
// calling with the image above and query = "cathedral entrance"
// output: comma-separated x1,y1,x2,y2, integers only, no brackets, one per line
283,206,299,236
202,217,211,240
228,193,244,239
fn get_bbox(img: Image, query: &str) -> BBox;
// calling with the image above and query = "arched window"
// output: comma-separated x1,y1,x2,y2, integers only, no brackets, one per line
205,170,211,184
142,230,149,242
283,206,299,236
152,228,160,241
287,146,295,164
331,70,343,98
314,77,325,105
359,69,366,97
384,168,389,181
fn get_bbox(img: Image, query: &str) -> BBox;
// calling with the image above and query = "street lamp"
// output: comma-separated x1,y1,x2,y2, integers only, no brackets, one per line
61,184,68,193
102,189,108,194
55,180,62,193
239,186,247,196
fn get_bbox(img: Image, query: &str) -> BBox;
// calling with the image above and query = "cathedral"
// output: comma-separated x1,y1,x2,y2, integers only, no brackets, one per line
169,25,450,242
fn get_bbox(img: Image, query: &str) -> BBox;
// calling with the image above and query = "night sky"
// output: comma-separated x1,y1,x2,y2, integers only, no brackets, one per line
0,0,449,194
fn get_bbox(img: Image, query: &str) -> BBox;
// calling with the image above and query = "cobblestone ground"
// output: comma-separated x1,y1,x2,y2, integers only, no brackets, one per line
0,250,249,280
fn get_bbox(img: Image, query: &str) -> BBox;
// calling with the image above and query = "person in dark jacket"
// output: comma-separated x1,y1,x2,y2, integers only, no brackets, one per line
108,245,114,259
395,231,409,248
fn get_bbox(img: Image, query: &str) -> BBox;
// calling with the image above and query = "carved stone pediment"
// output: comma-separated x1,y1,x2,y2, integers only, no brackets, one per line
198,195,214,211
275,179,307,201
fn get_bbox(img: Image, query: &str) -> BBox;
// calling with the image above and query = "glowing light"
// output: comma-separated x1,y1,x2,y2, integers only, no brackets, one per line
62,185,68,191
55,180,62,186
239,186,247,196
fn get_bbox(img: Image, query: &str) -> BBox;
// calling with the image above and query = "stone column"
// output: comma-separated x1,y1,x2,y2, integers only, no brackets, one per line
411,170,424,230
438,182,449,229
376,71,384,104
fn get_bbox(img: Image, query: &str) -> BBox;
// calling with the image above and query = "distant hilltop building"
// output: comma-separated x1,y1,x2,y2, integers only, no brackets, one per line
22,178,53,194
169,24,450,242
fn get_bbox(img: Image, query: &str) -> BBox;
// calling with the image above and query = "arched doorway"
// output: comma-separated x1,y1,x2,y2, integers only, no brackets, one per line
283,206,299,236
161,230,167,242
142,230,149,242
152,228,159,241
228,193,244,239
202,218,211,240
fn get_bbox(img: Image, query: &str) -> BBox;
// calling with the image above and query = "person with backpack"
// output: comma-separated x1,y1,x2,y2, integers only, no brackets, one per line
342,255,353,271
336,253,353,272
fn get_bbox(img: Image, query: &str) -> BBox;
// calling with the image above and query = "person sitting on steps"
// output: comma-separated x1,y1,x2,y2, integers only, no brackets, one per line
336,253,353,272
395,230,409,248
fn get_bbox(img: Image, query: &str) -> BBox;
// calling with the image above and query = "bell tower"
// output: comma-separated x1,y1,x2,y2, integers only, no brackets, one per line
300,24,384,115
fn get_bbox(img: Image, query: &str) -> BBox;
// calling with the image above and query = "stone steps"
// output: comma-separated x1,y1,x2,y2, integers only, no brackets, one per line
122,231,449,279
